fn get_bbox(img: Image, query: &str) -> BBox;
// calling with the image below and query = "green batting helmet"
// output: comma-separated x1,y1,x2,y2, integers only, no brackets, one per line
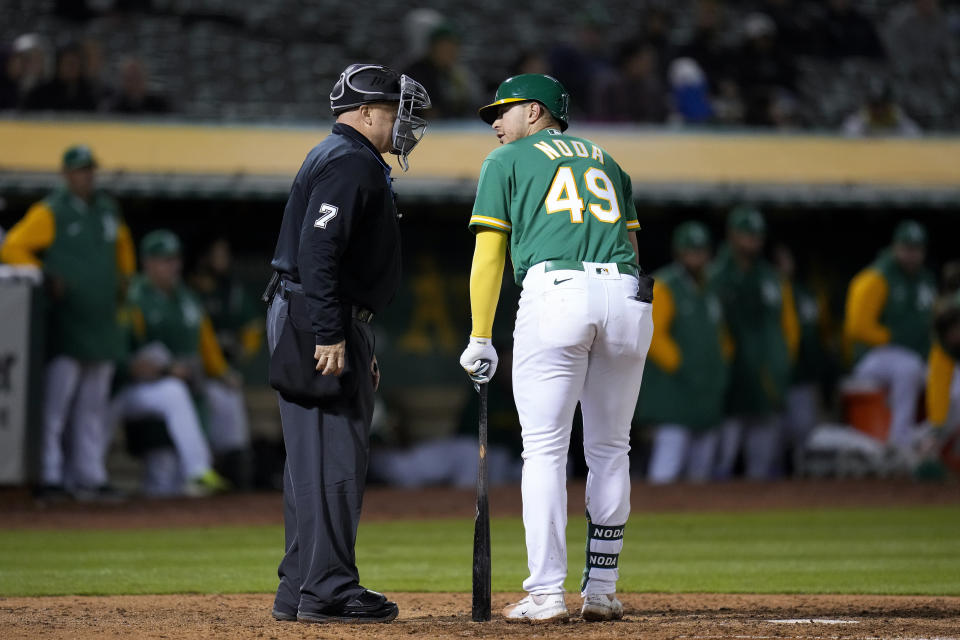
478,74,570,131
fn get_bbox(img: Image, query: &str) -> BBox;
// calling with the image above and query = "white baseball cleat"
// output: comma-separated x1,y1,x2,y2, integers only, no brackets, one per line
501,594,569,622
581,593,624,621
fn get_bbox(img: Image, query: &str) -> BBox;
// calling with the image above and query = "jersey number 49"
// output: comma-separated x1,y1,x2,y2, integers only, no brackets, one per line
545,167,621,224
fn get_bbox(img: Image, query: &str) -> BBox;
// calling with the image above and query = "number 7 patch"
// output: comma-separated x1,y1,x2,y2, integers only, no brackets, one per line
314,203,339,229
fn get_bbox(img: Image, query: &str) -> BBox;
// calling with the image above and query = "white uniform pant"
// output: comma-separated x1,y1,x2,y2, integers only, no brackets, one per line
852,345,926,448
369,436,520,488
512,262,653,596
647,425,720,484
784,383,819,471
112,377,213,493
42,356,115,488
202,380,250,454
716,414,783,480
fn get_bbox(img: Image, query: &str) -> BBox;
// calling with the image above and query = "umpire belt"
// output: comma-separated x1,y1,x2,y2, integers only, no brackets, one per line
279,280,374,324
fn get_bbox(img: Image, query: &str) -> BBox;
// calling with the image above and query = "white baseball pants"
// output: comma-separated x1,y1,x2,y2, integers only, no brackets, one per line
512,262,653,597
41,356,115,488
852,345,926,448
647,424,720,484
112,377,213,486
203,380,250,454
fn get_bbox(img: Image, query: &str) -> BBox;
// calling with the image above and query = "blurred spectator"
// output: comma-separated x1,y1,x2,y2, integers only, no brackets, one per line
404,23,482,118
774,244,827,472
767,89,803,131
813,0,885,59
731,13,798,126
103,56,171,114
11,33,52,101
675,0,734,90
883,0,956,81
592,42,668,123
510,50,550,77
23,42,98,111
843,81,920,137
638,6,674,72
400,7,445,70
668,58,714,124
709,206,799,480
189,237,262,367
548,8,614,117
112,230,232,497
638,222,730,484
0,47,19,109
121,229,253,490
0,145,136,500
844,220,936,453
81,37,108,105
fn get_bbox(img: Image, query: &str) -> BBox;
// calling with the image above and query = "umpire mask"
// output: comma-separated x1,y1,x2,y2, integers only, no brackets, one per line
330,64,431,171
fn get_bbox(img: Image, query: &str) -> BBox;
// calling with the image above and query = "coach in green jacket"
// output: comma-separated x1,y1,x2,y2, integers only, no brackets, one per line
709,207,798,480
637,221,730,483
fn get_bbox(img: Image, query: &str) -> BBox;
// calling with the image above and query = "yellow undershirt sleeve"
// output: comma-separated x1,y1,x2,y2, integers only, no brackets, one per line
115,222,137,277
0,202,55,267
926,342,955,427
240,320,263,358
648,280,681,373
844,269,891,349
469,228,508,339
199,315,229,378
781,279,800,360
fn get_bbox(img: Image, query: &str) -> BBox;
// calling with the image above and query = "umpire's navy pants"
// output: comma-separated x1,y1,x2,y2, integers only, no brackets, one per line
267,288,375,615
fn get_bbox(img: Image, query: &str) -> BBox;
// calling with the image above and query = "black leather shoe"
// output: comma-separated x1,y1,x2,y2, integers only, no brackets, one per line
297,589,399,624
271,607,297,622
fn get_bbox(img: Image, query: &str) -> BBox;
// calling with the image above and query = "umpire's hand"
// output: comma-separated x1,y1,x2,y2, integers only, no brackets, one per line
315,341,346,376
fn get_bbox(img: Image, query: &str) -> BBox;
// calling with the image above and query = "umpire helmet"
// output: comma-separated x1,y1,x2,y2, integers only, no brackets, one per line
330,63,432,171
478,74,570,131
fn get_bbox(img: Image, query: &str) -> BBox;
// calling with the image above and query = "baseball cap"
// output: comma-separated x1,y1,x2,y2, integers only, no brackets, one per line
728,205,766,235
140,230,182,257
892,220,926,246
673,221,712,252
62,144,97,171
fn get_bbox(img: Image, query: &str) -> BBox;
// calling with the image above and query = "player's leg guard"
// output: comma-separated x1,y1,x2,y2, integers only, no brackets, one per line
580,510,625,596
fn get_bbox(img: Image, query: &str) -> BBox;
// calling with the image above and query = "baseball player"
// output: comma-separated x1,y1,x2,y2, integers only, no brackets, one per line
0,144,135,500
844,220,935,452
638,222,730,484
709,207,798,480
459,74,653,622
112,230,234,496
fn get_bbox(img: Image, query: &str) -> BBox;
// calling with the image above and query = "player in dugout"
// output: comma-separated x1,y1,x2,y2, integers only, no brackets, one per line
844,220,936,456
0,144,134,501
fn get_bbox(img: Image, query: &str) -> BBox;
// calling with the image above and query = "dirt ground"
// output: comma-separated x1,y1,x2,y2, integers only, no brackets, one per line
2,480,959,639
2,592,958,640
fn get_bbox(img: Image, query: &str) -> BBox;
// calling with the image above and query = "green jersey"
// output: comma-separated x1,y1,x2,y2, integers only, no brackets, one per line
469,128,640,285
42,187,125,361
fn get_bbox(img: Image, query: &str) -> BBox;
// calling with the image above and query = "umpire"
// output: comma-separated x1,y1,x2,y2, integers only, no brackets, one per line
265,63,430,624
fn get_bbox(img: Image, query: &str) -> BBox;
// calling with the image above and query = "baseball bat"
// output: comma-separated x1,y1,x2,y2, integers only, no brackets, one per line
472,379,491,622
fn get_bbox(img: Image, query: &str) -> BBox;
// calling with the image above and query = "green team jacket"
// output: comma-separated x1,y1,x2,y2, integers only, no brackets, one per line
853,250,936,364
709,246,791,415
126,274,208,360
42,188,125,361
635,263,729,431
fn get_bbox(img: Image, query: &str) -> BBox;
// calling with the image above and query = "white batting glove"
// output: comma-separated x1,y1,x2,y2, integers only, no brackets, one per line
459,336,498,385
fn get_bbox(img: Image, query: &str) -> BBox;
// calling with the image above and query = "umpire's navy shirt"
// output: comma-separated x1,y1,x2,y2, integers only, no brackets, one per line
271,123,401,345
